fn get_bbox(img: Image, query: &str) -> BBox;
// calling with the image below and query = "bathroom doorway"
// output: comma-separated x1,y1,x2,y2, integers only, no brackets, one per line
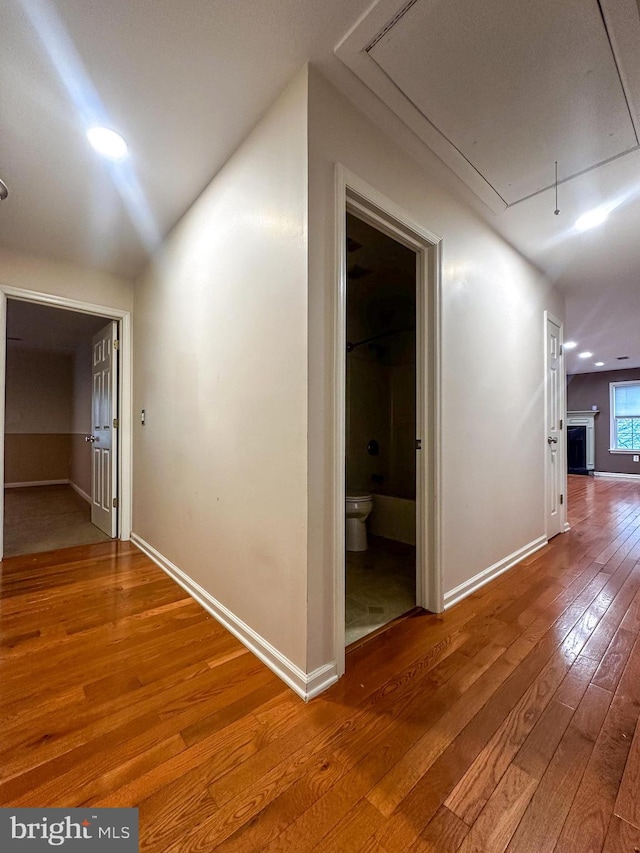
333,169,442,676
345,212,418,644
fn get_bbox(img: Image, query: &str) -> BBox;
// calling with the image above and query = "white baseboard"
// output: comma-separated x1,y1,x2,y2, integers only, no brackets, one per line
69,481,91,503
443,534,548,610
130,533,338,701
594,471,640,481
4,479,68,488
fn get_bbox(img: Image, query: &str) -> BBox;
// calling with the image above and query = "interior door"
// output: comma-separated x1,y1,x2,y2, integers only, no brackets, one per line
545,314,564,538
88,321,118,537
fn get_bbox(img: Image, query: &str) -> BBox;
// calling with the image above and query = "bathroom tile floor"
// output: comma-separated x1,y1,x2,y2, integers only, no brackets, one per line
345,534,416,645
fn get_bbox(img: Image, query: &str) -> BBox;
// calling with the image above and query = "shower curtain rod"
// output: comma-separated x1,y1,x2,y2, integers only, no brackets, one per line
347,326,415,353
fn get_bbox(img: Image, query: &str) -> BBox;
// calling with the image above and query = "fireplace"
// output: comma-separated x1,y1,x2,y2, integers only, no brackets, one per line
566,411,597,474
567,425,587,474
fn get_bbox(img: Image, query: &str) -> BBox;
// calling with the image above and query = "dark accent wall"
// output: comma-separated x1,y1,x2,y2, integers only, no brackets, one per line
567,368,640,475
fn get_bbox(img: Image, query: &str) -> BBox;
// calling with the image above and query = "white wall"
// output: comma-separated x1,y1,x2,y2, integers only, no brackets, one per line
133,69,309,670
0,248,133,311
306,68,564,671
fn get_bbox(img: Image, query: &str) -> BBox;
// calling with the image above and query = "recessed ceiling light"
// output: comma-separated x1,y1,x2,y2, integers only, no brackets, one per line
595,362,604,367
87,126,128,161
575,208,608,232
563,341,578,350
578,351,593,359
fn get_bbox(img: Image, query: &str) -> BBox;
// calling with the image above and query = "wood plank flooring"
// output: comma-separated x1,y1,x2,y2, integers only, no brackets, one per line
1,474,640,851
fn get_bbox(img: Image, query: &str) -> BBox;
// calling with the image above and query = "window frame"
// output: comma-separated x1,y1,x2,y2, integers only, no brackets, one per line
609,380,640,453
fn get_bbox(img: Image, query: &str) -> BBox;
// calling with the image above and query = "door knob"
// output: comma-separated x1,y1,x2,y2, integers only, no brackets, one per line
85,435,98,443
547,436,558,444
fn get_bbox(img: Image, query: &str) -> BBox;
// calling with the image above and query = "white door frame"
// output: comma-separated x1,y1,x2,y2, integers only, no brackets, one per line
543,309,568,537
0,285,132,558
333,165,443,677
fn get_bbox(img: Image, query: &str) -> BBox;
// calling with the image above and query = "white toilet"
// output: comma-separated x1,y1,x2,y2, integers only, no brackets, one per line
345,492,374,551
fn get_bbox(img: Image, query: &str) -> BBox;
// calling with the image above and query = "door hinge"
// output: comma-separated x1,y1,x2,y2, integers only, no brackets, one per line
560,494,564,505
113,340,120,351
112,497,118,509
559,418,563,430
113,417,119,429
415,438,422,450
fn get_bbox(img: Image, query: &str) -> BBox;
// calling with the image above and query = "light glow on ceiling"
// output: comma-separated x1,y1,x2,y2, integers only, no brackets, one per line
575,208,609,232
87,126,128,160
17,0,159,249
595,361,604,366
563,341,577,350
578,351,593,358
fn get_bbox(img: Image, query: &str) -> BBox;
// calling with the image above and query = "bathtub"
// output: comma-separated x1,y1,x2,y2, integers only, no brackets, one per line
369,493,416,546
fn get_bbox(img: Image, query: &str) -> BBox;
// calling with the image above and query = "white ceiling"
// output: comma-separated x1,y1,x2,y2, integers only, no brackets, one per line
339,0,640,208
3,0,640,375
0,0,372,277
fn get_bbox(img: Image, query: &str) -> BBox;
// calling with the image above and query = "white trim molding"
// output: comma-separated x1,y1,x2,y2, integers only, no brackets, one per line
5,479,68,488
69,481,91,503
131,534,338,702
443,535,548,609
594,471,640,481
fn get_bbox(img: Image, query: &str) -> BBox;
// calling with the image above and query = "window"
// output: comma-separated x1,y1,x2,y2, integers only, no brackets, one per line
610,381,640,451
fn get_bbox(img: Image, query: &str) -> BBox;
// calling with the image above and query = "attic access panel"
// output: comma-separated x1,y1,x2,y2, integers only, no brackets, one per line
356,0,638,206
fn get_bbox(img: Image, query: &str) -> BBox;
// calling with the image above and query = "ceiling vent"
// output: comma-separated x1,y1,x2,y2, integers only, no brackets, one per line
336,0,640,211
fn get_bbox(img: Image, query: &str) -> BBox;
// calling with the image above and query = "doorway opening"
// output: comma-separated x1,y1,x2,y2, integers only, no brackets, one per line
4,301,117,557
0,287,132,560
332,168,443,678
345,213,418,644
544,311,567,538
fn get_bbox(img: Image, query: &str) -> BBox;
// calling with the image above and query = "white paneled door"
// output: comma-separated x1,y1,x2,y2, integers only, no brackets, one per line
545,313,564,539
88,321,118,537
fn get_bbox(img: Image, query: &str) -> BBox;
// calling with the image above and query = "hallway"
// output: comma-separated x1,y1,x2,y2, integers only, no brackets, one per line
0,475,639,851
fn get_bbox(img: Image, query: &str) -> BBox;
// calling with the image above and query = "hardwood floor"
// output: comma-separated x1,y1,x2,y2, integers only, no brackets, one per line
1,474,640,851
